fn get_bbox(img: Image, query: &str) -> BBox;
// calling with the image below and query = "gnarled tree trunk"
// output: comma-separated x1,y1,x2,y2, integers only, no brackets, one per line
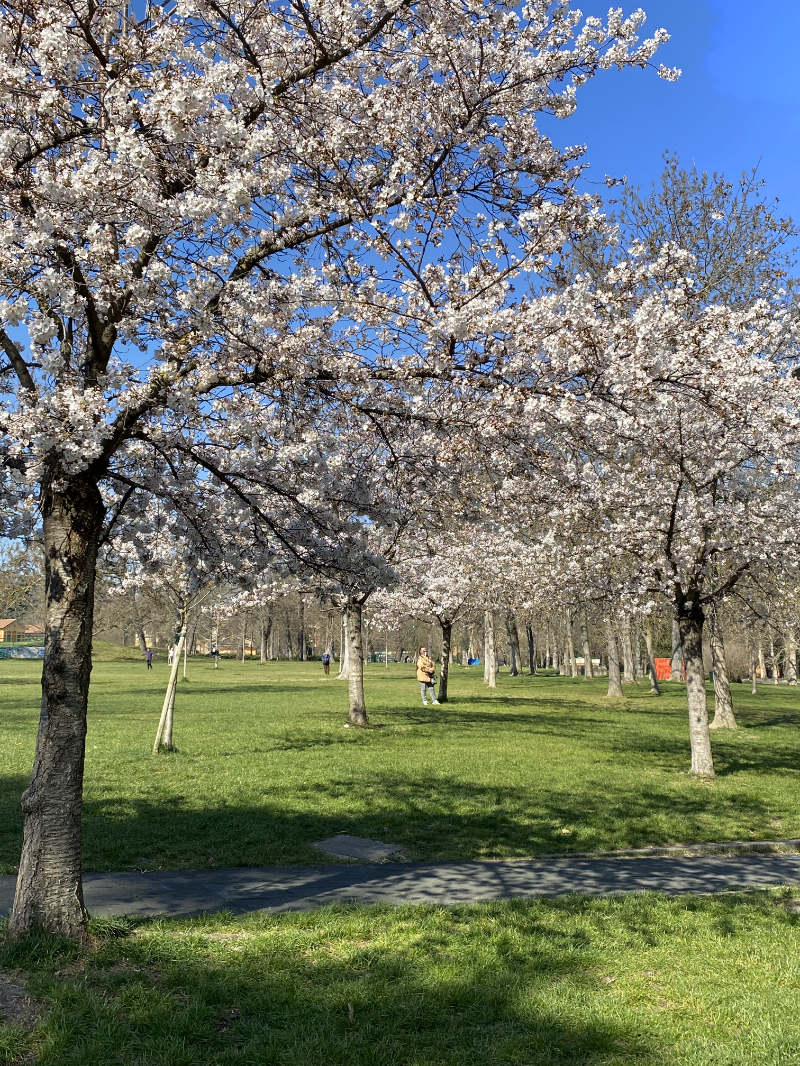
153,611,187,753
336,610,350,680
505,612,520,677
9,474,104,943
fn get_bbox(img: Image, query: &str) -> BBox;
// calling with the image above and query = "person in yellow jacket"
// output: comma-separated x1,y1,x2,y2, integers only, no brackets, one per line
416,645,440,705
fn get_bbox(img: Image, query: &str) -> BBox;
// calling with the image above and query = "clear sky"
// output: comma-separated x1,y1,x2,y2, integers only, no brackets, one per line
547,0,800,220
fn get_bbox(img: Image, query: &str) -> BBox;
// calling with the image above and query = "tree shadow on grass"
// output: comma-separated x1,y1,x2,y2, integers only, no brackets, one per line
0,899,664,1066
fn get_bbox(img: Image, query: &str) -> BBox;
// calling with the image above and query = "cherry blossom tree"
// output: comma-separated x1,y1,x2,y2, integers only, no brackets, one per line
0,0,672,939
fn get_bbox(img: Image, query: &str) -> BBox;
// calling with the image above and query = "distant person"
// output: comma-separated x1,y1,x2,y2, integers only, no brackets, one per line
168,644,175,666
145,647,153,669
416,645,439,706
322,650,331,676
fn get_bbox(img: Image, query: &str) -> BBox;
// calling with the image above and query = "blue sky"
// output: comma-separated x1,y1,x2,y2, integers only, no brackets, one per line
548,0,800,220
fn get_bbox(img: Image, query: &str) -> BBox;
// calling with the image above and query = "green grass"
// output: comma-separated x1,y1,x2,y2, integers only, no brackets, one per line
2,891,799,1065
0,659,798,875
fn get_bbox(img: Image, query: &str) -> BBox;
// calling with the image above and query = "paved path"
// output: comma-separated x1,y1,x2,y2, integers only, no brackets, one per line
1,853,799,919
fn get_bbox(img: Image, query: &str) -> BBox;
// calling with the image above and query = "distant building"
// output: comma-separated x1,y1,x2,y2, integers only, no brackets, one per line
0,618,44,642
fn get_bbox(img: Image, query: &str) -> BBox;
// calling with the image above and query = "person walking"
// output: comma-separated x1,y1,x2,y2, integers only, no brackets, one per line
321,650,331,676
145,647,153,670
416,645,439,705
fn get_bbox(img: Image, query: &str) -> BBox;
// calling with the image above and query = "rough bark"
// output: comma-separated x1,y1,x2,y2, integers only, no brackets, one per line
344,600,368,726
708,602,736,729
605,620,624,697
9,474,104,942
580,614,593,679
677,601,715,777
670,617,683,681
644,619,660,695
437,618,452,702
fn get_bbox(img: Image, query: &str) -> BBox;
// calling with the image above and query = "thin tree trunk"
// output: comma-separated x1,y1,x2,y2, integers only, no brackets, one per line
786,627,798,686
758,640,767,685
9,475,104,942
770,636,779,685
505,612,520,677
677,601,715,778
153,613,187,753
750,645,758,695
240,615,247,662
644,619,661,695
580,614,593,679
484,610,497,688
526,624,536,674
605,620,623,697
670,616,683,681
297,598,305,661
337,609,350,680
708,602,736,729
566,613,577,677
345,600,367,727
438,618,452,702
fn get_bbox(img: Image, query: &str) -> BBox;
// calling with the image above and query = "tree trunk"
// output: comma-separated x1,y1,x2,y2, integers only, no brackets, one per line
644,619,661,695
769,637,779,685
240,615,247,661
484,610,497,688
566,613,577,677
708,602,736,729
336,609,350,680
786,627,798,685
297,598,306,661
580,614,593,679
605,620,623,697
153,614,187,753
677,601,715,778
750,645,758,695
438,618,452,702
345,600,367,727
9,475,104,943
505,612,520,677
758,640,767,685
620,614,636,683
670,616,683,681
526,624,536,674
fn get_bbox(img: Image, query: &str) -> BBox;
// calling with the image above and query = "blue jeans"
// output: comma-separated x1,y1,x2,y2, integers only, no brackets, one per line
420,681,435,701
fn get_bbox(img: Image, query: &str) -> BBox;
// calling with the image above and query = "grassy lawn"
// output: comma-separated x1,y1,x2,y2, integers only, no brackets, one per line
2,891,799,1065
0,657,798,875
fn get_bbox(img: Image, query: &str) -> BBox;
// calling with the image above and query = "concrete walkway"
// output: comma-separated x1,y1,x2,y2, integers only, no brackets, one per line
2,852,799,920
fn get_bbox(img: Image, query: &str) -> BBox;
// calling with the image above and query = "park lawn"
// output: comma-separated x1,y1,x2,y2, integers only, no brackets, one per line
0,658,798,874
1,890,799,1065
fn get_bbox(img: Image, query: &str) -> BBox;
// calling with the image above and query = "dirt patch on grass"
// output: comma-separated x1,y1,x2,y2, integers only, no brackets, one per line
0,969,43,1027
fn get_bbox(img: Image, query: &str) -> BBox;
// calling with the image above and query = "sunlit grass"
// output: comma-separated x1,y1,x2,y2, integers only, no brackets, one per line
0,658,798,874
